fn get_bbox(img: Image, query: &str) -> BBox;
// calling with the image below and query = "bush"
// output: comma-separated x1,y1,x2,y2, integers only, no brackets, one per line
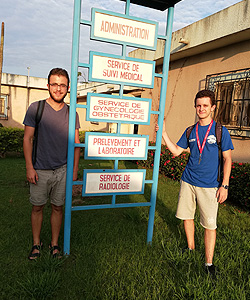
159,146,189,181
78,131,85,144
0,129,97,158
0,127,24,157
137,143,249,211
137,143,190,181
229,162,250,209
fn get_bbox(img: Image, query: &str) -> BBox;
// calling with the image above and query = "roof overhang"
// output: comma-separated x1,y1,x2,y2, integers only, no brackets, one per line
119,0,182,11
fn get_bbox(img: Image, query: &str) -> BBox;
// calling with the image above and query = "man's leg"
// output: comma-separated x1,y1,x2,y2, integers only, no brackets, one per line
30,205,44,258
204,228,216,264
31,205,44,244
49,165,67,256
176,181,196,250
50,204,63,254
184,219,195,250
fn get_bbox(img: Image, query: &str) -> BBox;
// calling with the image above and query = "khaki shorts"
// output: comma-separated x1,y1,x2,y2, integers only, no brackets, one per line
176,180,218,230
30,164,67,207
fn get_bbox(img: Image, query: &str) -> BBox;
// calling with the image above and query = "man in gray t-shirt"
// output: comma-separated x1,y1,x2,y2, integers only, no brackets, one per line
23,68,80,260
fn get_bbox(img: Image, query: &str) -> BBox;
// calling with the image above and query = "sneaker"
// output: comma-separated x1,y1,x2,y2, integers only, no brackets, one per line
205,264,217,278
181,247,194,254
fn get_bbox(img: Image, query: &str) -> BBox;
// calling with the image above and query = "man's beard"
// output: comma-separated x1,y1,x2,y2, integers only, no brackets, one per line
49,90,67,103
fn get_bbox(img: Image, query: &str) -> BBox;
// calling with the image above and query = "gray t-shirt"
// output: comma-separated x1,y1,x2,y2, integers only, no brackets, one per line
23,100,80,170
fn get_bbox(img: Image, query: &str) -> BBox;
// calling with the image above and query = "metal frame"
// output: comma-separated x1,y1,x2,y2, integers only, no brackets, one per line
119,0,181,11
64,0,176,255
82,169,146,197
85,93,152,125
0,94,8,119
91,8,158,50
206,68,250,136
84,132,149,160
88,51,156,88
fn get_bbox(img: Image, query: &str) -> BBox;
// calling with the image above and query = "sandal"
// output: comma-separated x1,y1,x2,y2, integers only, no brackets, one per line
49,243,62,258
28,243,43,260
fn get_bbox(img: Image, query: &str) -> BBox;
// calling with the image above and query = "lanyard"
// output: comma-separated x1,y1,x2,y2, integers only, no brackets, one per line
196,120,213,164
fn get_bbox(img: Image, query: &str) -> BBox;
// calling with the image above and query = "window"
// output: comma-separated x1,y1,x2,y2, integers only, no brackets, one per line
0,94,8,119
206,69,250,137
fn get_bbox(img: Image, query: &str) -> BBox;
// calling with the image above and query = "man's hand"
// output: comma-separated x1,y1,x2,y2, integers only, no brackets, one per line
26,167,38,184
73,169,78,181
155,119,166,133
155,119,184,157
217,150,232,204
216,187,228,204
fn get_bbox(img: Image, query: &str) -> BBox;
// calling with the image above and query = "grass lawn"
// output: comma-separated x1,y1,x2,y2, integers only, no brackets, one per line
0,157,249,299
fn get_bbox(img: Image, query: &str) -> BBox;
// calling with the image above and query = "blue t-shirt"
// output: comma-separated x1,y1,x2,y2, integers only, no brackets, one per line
177,122,234,188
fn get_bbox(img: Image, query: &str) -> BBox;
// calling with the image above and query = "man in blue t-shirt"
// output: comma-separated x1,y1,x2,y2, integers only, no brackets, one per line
23,68,80,260
156,89,234,277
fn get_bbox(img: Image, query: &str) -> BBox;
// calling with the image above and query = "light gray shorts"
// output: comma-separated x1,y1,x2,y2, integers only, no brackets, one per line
29,164,67,207
176,180,218,230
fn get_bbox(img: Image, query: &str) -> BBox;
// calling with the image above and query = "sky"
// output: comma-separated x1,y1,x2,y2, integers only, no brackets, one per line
0,0,242,79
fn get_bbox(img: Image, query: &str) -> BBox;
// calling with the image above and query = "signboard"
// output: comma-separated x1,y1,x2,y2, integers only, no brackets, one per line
65,0,177,255
82,169,146,196
86,93,151,124
85,132,149,160
89,52,155,88
91,8,158,50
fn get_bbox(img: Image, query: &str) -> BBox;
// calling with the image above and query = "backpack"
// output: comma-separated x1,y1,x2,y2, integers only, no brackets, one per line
186,122,223,182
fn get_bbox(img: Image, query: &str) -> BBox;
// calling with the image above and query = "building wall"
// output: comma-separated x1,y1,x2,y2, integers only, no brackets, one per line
1,1,249,163
1,74,50,128
0,73,94,131
138,39,250,162
1,86,48,128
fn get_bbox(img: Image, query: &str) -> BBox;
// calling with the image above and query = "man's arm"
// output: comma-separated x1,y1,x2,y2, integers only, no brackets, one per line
156,121,184,157
73,129,80,181
216,149,232,204
23,126,38,184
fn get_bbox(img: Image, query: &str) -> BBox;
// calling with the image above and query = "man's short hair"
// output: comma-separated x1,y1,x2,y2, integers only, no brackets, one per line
48,68,70,86
194,89,216,106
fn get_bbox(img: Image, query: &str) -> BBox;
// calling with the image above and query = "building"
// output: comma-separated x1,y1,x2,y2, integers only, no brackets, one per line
0,73,144,134
1,0,249,162
130,0,250,162
0,73,50,128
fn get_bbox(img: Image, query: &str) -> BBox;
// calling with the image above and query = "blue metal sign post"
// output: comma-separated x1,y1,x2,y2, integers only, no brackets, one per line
64,0,178,255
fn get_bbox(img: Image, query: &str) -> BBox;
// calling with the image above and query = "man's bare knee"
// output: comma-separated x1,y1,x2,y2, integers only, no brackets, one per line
32,205,44,213
51,204,63,213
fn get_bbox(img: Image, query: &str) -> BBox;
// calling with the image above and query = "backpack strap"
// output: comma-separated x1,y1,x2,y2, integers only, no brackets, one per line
35,100,46,126
186,124,196,148
32,100,46,165
215,122,223,182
